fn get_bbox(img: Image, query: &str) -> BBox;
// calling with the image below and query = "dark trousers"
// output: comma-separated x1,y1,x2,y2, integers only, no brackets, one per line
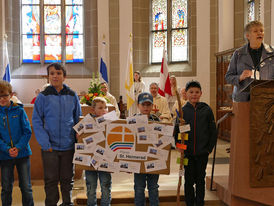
184,155,208,206
134,173,159,206
41,149,74,206
1,156,34,206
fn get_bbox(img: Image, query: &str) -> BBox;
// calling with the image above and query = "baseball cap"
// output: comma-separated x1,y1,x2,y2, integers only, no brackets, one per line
138,92,153,104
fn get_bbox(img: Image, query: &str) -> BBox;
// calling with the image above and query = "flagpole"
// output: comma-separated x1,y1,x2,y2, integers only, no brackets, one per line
128,33,133,116
125,33,135,117
99,34,109,83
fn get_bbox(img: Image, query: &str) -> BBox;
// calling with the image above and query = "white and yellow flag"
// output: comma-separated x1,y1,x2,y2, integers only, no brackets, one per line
125,34,135,115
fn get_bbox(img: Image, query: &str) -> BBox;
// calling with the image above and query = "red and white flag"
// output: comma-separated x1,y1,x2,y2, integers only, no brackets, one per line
158,49,172,97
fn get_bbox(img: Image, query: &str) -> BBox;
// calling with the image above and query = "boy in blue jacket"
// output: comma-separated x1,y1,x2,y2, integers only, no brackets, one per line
32,63,82,206
0,80,34,206
175,81,217,206
134,92,160,206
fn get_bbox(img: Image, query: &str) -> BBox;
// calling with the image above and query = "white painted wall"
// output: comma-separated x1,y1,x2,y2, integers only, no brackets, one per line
218,0,234,51
142,0,211,104
119,0,132,101
11,78,91,103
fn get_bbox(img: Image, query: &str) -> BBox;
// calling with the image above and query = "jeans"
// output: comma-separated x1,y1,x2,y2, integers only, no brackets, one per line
134,173,159,206
1,156,34,206
85,170,111,206
42,149,74,206
184,155,208,206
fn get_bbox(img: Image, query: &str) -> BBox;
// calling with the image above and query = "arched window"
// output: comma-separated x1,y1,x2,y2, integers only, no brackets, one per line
247,0,255,22
21,0,84,64
246,0,261,23
151,0,188,63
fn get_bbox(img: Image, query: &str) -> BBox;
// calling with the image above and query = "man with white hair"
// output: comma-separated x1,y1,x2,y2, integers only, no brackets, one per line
100,82,120,118
149,82,171,123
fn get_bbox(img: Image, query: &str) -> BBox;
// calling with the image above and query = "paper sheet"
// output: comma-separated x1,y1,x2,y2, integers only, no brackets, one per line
103,110,119,121
137,133,158,144
97,160,119,173
73,153,91,166
90,155,102,169
83,132,106,146
126,115,148,125
179,124,191,133
147,146,169,161
75,143,95,154
117,150,148,161
118,160,141,173
153,135,173,149
73,120,85,135
144,160,167,172
94,145,116,162
151,123,174,136
135,124,152,134
83,114,102,133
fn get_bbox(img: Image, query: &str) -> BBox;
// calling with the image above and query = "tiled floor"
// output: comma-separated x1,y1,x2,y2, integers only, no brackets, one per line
9,139,230,205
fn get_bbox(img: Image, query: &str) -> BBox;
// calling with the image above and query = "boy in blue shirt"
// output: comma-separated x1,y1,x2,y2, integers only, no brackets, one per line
32,63,81,206
175,81,217,206
0,80,34,206
85,97,111,206
134,92,160,206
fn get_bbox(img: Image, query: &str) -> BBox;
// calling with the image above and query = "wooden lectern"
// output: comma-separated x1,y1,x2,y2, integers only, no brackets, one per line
229,80,274,205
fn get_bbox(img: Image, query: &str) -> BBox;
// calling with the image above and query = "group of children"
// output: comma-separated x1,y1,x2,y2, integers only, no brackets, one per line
0,62,217,206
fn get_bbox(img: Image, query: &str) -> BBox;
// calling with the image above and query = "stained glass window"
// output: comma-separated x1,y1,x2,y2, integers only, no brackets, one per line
151,0,188,63
66,0,83,4
65,3,84,62
44,0,60,4
171,0,188,61
44,6,61,34
21,0,84,64
248,0,255,22
172,30,188,61
172,0,187,28
152,0,167,31
22,0,40,4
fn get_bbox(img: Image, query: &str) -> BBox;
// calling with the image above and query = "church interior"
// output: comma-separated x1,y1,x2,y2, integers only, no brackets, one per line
0,0,273,205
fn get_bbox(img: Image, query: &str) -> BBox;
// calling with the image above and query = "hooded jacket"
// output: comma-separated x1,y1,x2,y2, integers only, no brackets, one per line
225,43,274,102
0,102,32,160
175,102,217,156
32,84,82,151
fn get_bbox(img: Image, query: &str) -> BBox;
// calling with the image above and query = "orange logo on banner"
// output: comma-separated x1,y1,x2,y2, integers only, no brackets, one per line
107,125,135,152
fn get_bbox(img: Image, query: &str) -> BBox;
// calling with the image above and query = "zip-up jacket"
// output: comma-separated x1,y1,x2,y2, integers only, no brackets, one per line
0,101,32,160
32,84,82,151
225,43,274,102
175,102,217,156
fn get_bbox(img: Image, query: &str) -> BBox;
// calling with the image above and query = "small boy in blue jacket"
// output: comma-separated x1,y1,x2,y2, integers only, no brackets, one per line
0,80,34,206
32,63,81,206
175,81,217,206
134,92,160,206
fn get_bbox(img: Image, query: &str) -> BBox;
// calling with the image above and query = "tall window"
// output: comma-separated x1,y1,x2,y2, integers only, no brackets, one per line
247,0,255,22
151,0,188,63
21,0,84,64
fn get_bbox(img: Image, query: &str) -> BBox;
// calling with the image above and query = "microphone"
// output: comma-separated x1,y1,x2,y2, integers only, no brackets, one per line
253,54,274,80
240,54,274,93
